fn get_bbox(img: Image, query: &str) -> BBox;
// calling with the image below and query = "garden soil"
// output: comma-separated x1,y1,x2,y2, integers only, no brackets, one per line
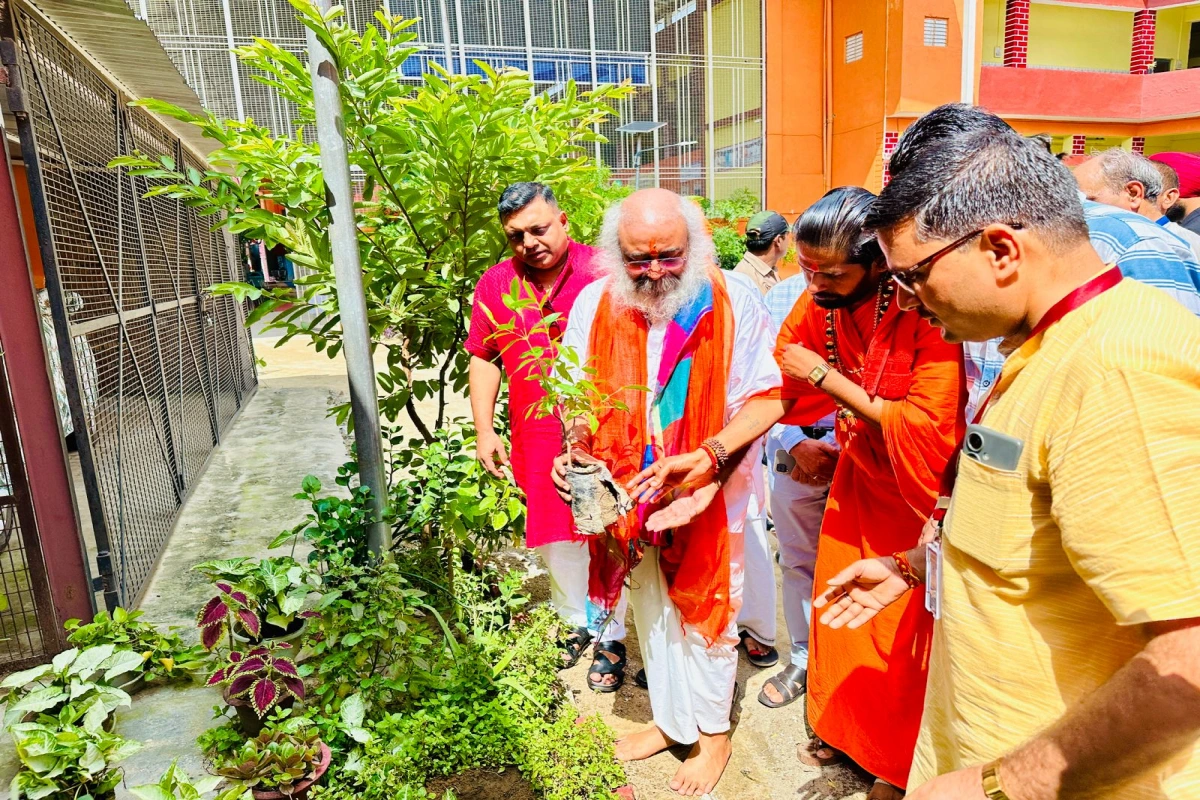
427,768,537,800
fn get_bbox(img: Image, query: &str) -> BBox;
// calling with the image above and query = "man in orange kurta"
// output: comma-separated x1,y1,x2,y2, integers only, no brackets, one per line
774,188,963,793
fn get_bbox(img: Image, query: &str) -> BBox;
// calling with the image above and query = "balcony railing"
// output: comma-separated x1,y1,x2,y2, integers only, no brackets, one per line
978,64,1200,122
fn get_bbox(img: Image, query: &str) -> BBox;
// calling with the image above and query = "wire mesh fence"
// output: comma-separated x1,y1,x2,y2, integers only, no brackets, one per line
11,7,258,609
0,345,57,670
132,0,764,203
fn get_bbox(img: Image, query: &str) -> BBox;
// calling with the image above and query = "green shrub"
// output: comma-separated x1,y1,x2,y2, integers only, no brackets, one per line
712,224,747,271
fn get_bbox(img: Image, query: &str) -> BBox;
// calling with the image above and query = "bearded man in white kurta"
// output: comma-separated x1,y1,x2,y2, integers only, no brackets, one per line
552,189,781,796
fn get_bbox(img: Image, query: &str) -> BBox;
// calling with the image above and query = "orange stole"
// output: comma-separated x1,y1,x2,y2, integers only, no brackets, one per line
776,291,964,788
587,273,735,644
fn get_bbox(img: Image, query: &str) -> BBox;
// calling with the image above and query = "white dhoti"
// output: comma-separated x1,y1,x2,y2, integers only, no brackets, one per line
536,540,627,641
630,534,744,745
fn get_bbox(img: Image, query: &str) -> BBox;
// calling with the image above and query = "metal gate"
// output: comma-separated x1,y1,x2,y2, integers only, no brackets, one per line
0,345,58,670
4,3,258,608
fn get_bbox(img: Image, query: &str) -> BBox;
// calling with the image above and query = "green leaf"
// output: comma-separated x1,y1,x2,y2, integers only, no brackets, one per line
102,649,147,682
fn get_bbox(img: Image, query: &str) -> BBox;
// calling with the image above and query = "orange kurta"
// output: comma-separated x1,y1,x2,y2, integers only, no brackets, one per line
775,290,964,788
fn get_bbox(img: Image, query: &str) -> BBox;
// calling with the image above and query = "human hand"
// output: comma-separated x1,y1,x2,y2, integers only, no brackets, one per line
644,482,721,532
550,451,599,503
780,344,828,382
918,516,941,546
789,439,839,485
906,765,987,800
625,450,715,505
475,429,510,480
813,556,911,630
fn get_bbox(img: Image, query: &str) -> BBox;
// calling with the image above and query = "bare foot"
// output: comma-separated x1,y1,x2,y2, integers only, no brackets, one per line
669,732,732,796
615,725,675,762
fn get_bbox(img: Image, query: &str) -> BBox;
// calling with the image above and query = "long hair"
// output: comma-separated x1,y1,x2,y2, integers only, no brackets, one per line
793,186,882,267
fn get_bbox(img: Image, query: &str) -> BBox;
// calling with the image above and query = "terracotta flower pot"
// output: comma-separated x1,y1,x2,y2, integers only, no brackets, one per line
250,742,332,800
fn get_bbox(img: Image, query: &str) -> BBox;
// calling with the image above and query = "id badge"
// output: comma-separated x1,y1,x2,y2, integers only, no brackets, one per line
925,538,943,620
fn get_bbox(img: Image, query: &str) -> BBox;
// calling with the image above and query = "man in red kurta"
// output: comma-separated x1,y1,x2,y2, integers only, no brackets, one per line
465,182,628,690
627,187,962,799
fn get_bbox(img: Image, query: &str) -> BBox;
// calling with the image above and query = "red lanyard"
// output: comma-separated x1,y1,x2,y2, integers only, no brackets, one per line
932,267,1123,521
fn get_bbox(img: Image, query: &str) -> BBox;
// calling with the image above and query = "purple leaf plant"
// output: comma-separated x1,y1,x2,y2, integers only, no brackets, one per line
207,643,305,718
197,582,261,650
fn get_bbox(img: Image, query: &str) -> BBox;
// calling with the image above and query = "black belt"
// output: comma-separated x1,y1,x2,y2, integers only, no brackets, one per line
801,426,833,439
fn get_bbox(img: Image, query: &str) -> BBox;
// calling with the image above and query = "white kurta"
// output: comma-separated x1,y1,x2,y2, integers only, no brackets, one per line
562,271,782,743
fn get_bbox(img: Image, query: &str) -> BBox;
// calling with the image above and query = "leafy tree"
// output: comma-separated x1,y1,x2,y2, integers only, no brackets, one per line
112,0,631,441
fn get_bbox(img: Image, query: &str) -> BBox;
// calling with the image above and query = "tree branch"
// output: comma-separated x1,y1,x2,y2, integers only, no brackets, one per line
405,395,434,444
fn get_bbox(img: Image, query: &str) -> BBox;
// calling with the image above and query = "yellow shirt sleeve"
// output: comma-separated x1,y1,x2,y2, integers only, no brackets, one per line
1048,369,1200,626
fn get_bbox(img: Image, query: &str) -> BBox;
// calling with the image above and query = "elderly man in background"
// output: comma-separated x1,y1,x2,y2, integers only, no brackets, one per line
1151,151,1200,235
552,188,780,796
466,182,629,690
1074,148,1200,262
820,104,1200,800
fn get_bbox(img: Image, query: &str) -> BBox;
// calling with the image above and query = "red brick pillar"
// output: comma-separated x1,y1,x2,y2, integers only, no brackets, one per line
1130,10,1156,75
1071,135,1086,156
1004,0,1030,68
882,131,900,187
1132,136,1146,155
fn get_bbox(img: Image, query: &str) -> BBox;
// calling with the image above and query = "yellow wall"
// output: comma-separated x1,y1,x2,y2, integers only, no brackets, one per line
981,0,1004,65
1028,4,1131,73
1146,133,1200,156
1154,5,1200,72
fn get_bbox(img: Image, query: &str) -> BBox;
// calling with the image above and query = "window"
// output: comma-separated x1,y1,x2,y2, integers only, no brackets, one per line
845,32,863,63
1154,58,1173,74
923,17,948,47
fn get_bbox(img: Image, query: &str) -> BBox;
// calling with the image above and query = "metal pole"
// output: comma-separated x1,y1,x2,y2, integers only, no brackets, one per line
633,135,642,189
221,0,245,122
306,2,390,554
647,0,660,188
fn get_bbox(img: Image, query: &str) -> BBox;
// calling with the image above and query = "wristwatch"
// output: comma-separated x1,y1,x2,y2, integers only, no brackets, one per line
981,759,1010,800
807,362,832,387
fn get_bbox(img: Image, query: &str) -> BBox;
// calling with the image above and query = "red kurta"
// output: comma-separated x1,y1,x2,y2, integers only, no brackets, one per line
464,240,601,547
775,289,964,788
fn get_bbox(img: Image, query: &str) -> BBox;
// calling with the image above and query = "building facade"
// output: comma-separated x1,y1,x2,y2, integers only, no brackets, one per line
132,0,766,203
765,0,1200,216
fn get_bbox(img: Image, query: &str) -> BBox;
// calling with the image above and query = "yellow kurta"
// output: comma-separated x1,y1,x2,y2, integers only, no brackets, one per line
911,278,1200,798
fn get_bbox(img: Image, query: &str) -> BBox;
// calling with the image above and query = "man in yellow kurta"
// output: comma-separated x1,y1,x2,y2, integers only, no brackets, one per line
814,104,1200,800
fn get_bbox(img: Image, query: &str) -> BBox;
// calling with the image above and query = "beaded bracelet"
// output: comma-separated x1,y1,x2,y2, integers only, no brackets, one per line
892,550,922,589
700,437,729,470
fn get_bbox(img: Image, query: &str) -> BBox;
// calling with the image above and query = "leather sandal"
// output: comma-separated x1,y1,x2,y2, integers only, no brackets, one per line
867,778,905,800
798,735,845,767
757,664,807,708
587,640,627,693
633,667,648,689
559,626,592,670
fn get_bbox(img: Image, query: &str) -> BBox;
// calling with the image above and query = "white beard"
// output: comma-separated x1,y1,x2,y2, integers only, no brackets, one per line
604,257,711,325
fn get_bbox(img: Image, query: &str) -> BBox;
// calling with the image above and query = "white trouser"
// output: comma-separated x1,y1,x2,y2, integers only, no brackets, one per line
630,539,742,745
736,487,776,646
767,469,828,670
536,540,627,641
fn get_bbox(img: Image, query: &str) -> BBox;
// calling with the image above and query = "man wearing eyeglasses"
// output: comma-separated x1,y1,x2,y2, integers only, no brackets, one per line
812,106,1200,800
465,182,628,690
550,187,782,797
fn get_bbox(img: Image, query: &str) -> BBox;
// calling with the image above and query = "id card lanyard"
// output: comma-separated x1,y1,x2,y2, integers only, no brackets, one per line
925,266,1123,619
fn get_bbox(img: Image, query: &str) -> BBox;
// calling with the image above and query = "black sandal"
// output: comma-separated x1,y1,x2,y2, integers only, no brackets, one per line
757,664,807,708
559,626,592,670
739,631,779,668
634,668,648,689
587,641,627,693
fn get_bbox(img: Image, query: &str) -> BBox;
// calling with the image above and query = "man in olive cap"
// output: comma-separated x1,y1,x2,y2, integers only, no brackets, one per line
735,211,790,295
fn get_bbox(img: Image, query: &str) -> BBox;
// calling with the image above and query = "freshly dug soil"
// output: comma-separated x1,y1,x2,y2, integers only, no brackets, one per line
426,767,536,800
566,462,630,535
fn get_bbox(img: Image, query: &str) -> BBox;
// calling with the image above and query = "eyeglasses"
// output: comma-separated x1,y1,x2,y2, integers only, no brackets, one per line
888,229,984,292
625,256,687,273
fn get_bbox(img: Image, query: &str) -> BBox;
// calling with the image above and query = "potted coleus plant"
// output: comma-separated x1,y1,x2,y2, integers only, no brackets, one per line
8,694,141,800
64,607,208,694
195,557,315,646
212,721,331,800
207,643,305,737
488,282,643,535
